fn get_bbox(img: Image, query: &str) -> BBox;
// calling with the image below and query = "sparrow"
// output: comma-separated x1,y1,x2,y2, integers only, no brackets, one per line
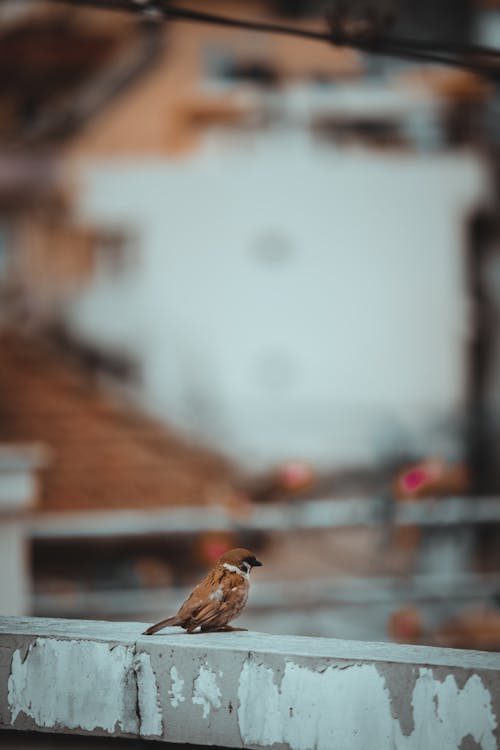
142,547,262,635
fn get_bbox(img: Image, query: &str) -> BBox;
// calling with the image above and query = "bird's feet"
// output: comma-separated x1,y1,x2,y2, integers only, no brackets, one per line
220,626,248,632
196,625,248,633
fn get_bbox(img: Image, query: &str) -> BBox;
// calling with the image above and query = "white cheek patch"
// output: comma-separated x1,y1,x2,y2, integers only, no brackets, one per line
223,562,249,580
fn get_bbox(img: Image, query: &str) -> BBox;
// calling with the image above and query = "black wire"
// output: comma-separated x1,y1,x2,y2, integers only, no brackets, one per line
166,4,329,42
50,0,500,80
375,39,500,78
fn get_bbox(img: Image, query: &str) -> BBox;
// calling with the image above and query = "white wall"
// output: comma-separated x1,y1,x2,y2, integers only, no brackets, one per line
0,522,29,616
0,465,38,615
68,130,489,469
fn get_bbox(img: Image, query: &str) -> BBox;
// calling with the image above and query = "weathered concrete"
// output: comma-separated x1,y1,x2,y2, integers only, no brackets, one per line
0,617,499,749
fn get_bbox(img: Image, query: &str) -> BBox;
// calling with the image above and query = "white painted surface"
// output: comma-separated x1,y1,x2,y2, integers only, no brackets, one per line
168,666,185,707
410,669,497,750
8,639,138,733
192,665,222,719
237,660,497,750
68,128,489,470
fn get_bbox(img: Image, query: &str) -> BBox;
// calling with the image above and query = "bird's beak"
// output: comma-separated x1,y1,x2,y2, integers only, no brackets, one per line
250,557,263,567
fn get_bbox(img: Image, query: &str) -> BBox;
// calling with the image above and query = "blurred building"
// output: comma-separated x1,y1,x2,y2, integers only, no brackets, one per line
1,2,494,472
1,1,500,645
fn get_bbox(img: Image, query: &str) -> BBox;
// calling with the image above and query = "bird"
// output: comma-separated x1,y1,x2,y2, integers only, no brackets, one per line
142,547,263,635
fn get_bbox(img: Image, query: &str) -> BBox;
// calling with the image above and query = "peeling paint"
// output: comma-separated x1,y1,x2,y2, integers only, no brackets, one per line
8,639,137,733
7,638,162,738
410,669,496,750
238,661,282,746
169,666,185,707
2,619,500,749
237,660,498,750
192,665,221,719
459,734,483,750
134,652,162,736
380,663,418,736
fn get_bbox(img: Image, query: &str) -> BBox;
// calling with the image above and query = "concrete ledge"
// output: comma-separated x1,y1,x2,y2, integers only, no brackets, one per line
0,617,499,749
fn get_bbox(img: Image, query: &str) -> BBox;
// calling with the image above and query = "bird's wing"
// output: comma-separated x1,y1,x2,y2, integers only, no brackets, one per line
175,569,224,622
189,599,234,630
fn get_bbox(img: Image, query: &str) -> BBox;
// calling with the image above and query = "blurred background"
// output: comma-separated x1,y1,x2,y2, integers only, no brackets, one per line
2,0,500,650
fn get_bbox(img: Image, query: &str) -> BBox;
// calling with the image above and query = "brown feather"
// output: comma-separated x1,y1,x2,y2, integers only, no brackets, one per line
142,547,259,635
142,615,180,636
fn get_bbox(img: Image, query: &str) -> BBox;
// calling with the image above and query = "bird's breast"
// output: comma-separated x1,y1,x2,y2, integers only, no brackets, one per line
226,577,249,613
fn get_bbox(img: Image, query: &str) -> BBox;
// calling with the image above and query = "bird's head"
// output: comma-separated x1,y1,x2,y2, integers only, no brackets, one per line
218,547,263,577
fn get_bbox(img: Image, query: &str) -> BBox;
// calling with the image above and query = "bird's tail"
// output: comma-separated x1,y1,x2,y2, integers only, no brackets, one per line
142,616,180,635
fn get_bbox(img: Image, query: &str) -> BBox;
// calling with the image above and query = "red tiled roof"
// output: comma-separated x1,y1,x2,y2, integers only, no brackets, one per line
0,332,236,512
